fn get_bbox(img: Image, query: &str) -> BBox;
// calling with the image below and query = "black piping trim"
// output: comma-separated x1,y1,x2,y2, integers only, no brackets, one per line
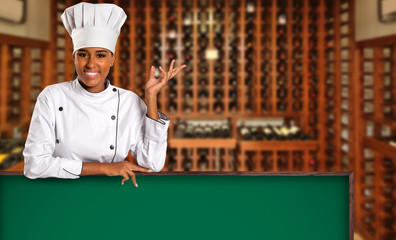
63,168,80,177
111,89,120,163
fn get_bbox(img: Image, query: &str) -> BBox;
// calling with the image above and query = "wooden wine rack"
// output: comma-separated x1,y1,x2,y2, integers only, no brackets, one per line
355,35,396,240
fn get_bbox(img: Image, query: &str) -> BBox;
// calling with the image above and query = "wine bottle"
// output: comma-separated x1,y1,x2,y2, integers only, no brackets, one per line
293,37,302,47
277,61,287,72
221,124,231,138
292,24,302,34
183,12,193,26
214,63,223,73
308,101,317,111
174,121,187,138
293,152,303,170
184,89,193,98
229,78,237,87
198,35,209,48
276,36,287,47
277,153,288,170
292,101,302,111
167,22,177,41
199,62,208,73
277,49,287,60
240,125,252,140
214,89,223,99
309,88,318,98
293,49,302,60
292,88,303,98
262,126,275,140
203,125,213,138
214,101,223,114
261,88,270,98
199,77,208,86
292,75,302,85
277,11,287,25
168,50,177,60
183,149,192,171
214,77,223,86
293,62,302,72
214,35,223,48
167,150,177,171
251,126,263,140
292,11,302,22
277,87,287,99
290,126,309,140
229,102,237,113
198,150,208,171
169,101,177,114
276,101,287,112
199,88,209,98
261,153,273,171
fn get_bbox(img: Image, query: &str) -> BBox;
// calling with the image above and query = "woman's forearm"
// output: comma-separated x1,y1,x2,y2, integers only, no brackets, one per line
81,162,109,176
145,95,159,120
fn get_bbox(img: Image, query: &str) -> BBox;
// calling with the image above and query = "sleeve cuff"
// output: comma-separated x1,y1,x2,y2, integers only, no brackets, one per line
145,112,170,143
145,111,170,125
61,159,83,178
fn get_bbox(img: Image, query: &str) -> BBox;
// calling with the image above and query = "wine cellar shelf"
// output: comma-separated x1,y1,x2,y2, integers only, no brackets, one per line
354,35,396,240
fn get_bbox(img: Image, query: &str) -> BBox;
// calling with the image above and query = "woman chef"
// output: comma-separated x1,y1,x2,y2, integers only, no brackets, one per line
23,2,185,187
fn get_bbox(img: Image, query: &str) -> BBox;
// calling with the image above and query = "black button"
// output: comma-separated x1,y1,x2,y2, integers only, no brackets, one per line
111,115,116,120
110,145,115,150
112,88,117,92
59,107,63,111
56,139,59,144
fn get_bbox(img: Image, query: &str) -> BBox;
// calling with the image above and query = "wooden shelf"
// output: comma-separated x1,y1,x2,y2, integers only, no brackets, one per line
362,137,396,158
169,138,237,148
239,140,318,151
362,115,396,129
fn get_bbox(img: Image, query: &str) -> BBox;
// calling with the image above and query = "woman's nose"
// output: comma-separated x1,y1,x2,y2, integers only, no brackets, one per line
86,56,95,68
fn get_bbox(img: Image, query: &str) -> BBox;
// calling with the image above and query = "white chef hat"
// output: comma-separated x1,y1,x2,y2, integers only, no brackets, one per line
61,2,127,54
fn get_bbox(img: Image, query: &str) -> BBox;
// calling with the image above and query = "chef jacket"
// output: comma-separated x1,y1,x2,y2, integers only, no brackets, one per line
23,78,169,179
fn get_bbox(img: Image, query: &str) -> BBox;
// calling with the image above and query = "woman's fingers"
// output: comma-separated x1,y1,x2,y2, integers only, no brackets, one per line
158,66,168,83
170,65,186,79
168,59,175,74
127,162,152,173
121,172,129,185
127,170,138,187
149,65,155,79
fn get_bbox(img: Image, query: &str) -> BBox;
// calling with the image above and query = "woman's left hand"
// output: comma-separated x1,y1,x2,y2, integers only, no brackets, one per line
145,59,186,98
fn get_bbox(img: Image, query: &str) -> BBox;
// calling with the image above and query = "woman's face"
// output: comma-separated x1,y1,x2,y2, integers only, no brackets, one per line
73,47,115,93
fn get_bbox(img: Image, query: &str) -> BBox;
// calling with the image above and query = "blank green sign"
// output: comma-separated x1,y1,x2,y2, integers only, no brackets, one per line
0,175,349,240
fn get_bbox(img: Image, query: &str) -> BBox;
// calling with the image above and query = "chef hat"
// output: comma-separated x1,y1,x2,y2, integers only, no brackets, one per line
61,2,127,54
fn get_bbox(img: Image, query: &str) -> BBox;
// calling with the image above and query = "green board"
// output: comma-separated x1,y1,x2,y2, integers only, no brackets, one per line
0,172,352,240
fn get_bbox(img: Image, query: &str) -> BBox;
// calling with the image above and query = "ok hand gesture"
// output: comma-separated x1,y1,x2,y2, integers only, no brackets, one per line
145,59,186,98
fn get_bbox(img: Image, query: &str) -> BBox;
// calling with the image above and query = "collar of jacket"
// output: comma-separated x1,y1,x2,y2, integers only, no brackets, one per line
73,78,116,102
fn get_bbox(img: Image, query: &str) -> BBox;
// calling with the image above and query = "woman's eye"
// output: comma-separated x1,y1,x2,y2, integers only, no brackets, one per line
78,53,87,57
98,54,106,58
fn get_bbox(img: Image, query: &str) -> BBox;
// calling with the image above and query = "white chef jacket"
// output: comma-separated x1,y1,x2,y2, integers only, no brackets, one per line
23,78,169,179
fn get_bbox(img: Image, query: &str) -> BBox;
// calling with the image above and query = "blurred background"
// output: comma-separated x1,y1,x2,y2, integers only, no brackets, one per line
0,0,396,239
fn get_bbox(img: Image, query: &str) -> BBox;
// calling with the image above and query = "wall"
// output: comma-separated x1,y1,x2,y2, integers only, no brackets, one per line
356,0,396,41
0,0,50,41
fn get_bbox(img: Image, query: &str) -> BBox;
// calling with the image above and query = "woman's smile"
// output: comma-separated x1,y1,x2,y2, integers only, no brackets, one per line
83,71,100,79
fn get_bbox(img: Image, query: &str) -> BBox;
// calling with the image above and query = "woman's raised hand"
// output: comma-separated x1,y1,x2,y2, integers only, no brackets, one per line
145,59,186,97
